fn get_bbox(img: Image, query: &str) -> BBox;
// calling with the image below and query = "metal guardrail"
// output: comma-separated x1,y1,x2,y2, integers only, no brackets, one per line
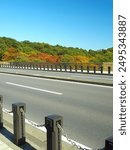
0,95,113,150
0,62,113,75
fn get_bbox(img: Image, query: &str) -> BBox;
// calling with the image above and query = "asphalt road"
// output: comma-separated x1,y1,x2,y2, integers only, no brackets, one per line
0,68,113,85
0,72,113,149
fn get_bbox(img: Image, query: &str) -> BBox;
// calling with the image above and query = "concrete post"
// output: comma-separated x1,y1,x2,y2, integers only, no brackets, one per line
47,65,49,71
108,67,111,74
70,66,72,72
45,115,63,150
12,103,26,146
75,65,77,72
94,66,96,74
51,65,53,71
87,66,89,73
100,66,103,74
55,65,57,71
81,66,83,73
0,95,3,128
105,136,113,150
60,65,62,71
64,65,67,72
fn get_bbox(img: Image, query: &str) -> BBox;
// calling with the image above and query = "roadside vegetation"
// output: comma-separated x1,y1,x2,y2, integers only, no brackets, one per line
0,37,113,63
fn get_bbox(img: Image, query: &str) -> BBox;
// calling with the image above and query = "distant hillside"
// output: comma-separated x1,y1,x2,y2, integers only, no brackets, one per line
0,37,113,63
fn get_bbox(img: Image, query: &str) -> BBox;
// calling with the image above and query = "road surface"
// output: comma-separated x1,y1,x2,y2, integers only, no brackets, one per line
0,68,113,85
0,72,113,149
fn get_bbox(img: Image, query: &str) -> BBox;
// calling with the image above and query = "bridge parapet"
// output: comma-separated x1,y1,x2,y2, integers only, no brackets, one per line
0,62,113,75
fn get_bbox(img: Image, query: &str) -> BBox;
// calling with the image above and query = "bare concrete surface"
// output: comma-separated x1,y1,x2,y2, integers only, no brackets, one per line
0,68,113,86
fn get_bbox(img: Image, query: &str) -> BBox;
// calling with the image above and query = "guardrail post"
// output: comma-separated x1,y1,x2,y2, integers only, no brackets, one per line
100,66,103,74
43,65,45,70
51,65,53,71
26,64,28,69
47,65,49,71
17,64,19,69
0,95,3,128
12,103,26,146
32,64,34,70
45,115,63,150
64,65,67,72
87,66,89,73
55,65,57,71
70,65,72,72
60,65,62,72
81,66,83,73
75,65,77,72
39,64,41,70
108,66,111,74
29,63,31,69
94,66,96,74
105,136,113,150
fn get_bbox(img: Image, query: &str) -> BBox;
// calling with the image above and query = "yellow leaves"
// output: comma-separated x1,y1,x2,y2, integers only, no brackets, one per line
72,56,90,63
2,48,20,61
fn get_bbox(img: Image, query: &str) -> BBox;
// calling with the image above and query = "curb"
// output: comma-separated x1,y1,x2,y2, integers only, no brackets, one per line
1,111,79,150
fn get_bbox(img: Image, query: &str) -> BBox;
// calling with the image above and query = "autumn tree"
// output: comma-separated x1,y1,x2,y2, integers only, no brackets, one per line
2,48,20,61
0,37,113,63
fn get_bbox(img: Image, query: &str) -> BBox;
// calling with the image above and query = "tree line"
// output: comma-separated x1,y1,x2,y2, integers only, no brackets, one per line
0,37,113,63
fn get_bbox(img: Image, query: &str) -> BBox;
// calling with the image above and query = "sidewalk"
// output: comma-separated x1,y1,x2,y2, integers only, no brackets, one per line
0,140,13,150
0,111,79,150
0,68,113,86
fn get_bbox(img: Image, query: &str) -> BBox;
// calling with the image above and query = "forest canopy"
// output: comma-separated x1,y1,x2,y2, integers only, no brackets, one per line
0,37,113,63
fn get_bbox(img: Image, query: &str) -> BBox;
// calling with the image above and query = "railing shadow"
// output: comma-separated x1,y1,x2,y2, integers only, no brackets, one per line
0,127,36,150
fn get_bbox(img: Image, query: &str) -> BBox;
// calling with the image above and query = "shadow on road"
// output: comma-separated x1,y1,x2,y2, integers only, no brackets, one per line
0,127,36,150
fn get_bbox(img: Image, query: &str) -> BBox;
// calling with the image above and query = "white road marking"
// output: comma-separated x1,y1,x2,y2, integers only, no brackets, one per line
6,82,63,95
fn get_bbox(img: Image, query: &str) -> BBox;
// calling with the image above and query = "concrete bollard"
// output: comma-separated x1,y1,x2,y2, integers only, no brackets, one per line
105,136,113,150
64,65,67,72
75,65,77,72
55,65,57,71
12,103,26,146
45,115,63,150
94,66,96,74
100,66,103,74
108,66,111,74
70,66,72,72
81,66,83,73
60,65,62,71
0,95,3,128
87,66,89,73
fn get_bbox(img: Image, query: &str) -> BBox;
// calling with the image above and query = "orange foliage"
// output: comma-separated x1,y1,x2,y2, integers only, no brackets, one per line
28,52,60,63
2,48,90,64
2,48,20,61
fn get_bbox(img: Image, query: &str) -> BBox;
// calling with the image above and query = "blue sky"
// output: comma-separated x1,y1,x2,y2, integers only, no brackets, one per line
0,0,113,50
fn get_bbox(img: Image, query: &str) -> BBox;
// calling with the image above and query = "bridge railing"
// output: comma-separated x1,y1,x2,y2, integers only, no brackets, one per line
0,95,113,150
0,62,113,75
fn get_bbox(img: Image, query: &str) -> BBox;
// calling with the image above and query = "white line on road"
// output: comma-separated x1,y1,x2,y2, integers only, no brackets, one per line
6,82,63,95
1,73,112,88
